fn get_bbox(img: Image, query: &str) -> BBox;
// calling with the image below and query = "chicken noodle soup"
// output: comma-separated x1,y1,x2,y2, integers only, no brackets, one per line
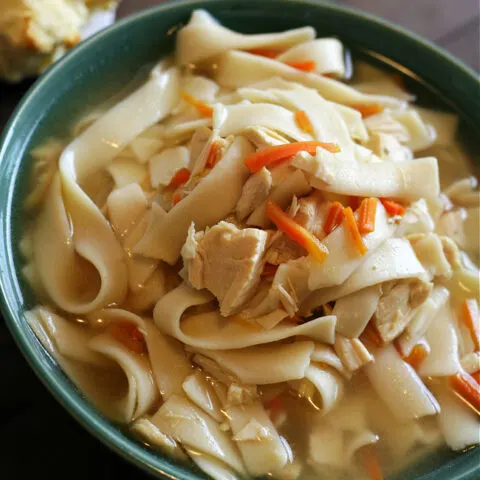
21,10,480,480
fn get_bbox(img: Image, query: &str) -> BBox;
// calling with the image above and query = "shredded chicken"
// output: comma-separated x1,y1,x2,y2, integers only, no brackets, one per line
265,191,326,265
236,167,273,220
182,221,268,315
334,335,373,372
374,279,432,343
243,125,289,149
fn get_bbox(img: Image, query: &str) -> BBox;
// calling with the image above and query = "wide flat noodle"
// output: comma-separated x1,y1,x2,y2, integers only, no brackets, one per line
293,152,440,200
365,345,440,423
153,394,246,474
182,371,224,422
237,85,356,163
31,306,111,366
305,364,344,413
303,238,426,311
153,283,336,349
418,304,461,377
218,103,311,141
196,341,314,384
333,285,382,338
135,136,253,264
176,9,315,65
434,385,480,450
215,50,404,108
307,202,396,290
34,65,179,314
188,451,240,480
89,332,159,422
276,38,345,77
227,401,288,475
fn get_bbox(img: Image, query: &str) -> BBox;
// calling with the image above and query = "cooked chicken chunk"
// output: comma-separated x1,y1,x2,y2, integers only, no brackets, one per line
182,221,268,316
374,279,432,343
334,335,373,373
236,167,273,220
243,126,289,149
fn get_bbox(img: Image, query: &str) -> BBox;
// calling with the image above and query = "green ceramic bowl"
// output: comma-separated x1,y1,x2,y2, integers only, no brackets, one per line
0,1,479,479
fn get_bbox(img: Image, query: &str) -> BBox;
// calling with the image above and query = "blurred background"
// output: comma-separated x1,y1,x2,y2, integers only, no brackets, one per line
0,0,478,478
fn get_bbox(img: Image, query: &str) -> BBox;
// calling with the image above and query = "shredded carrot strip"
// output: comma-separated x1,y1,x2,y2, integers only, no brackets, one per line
404,343,429,370
353,104,384,118
285,60,316,72
246,48,279,58
261,263,279,278
358,198,378,235
449,371,480,413
244,141,340,173
323,201,345,234
344,206,368,255
361,323,383,347
168,168,190,187
380,198,406,216
205,141,221,169
266,200,329,262
294,110,314,134
181,92,213,117
322,73,334,78
172,191,183,206
472,371,480,385
110,322,146,354
462,299,480,351
360,445,383,480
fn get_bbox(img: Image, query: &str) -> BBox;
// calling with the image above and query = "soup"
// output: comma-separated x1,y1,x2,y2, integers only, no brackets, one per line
20,10,480,480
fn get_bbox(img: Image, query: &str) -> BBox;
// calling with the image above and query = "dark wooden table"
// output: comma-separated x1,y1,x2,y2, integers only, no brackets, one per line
0,1,478,478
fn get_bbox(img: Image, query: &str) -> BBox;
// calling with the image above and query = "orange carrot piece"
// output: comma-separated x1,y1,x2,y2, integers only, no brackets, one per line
472,371,480,385
449,371,480,413
294,110,314,134
404,343,429,370
323,201,345,234
110,322,146,354
181,92,214,117
168,168,190,187
244,141,340,173
246,48,279,58
462,299,480,351
380,199,406,216
358,198,378,235
353,104,384,118
172,191,183,206
205,141,221,169
361,323,383,347
261,263,279,278
360,445,383,480
344,206,368,255
285,60,316,72
266,200,329,262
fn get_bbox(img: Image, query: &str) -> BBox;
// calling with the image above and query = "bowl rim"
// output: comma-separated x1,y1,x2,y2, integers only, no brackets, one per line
0,1,479,479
